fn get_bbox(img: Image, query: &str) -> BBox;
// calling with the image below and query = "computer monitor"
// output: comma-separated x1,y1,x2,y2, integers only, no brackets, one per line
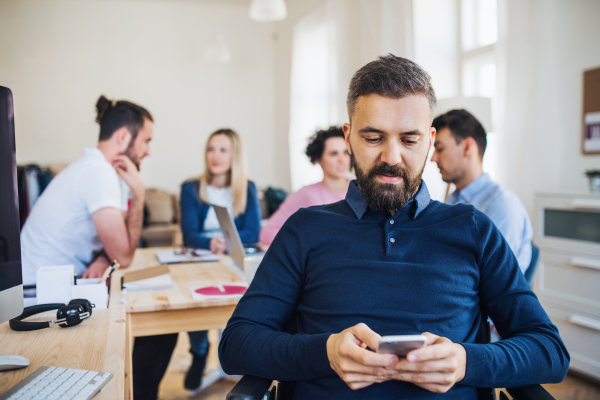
0,86,24,324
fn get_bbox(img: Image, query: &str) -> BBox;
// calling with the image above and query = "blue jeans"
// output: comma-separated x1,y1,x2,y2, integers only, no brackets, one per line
188,330,210,358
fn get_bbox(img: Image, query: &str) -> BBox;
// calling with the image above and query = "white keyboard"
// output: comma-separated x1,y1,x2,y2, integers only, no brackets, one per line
0,366,112,400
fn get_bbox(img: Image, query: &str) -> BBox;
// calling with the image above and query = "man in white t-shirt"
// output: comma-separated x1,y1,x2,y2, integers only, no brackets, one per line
20,95,153,284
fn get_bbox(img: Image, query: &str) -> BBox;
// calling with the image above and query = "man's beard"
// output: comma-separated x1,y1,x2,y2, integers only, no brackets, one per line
352,151,426,213
122,142,141,171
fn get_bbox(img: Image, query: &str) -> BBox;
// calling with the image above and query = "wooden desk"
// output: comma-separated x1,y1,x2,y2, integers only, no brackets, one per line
108,247,244,399
0,305,126,400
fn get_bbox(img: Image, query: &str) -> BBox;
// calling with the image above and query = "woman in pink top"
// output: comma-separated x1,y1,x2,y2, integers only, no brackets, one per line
260,127,352,244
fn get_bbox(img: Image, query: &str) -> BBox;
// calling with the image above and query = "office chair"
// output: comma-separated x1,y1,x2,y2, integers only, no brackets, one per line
226,311,557,400
524,244,540,287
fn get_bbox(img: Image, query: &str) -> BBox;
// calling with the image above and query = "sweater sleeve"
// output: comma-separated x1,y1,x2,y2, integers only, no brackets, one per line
236,181,261,244
219,211,334,381
460,211,569,388
179,182,211,249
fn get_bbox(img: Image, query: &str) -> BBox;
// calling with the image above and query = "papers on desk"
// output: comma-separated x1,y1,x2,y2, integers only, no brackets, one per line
122,273,174,292
155,249,219,264
36,265,109,309
189,283,248,302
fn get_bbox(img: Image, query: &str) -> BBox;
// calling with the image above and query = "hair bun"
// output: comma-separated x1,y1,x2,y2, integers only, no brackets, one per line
95,95,113,123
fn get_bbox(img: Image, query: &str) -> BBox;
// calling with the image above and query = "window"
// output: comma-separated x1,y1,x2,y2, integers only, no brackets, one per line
414,0,498,201
461,0,498,51
288,2,339,191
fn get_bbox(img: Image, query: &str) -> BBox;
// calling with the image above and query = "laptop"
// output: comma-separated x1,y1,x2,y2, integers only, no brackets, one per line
213,205,264,274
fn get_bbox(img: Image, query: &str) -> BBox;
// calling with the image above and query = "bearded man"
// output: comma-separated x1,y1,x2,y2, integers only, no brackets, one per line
218,55,569,399
20,95,152,283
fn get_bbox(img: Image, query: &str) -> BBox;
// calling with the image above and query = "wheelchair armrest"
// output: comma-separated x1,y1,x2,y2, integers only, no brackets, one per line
227,375,274,400
506,384,555,400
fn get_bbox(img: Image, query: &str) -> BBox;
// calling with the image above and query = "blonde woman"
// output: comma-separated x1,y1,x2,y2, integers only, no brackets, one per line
179,128,260,392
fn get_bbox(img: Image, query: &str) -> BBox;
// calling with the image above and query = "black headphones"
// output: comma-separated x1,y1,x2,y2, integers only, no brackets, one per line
9,299,94,331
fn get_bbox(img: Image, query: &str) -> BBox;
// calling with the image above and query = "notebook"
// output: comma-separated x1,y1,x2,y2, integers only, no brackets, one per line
155,249,219,264
122,273,174,291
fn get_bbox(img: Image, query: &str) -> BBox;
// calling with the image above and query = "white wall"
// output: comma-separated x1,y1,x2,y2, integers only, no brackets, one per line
498,0,600,215
0,0,276,193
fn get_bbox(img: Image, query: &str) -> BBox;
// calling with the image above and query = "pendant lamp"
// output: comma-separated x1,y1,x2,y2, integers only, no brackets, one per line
249,0,287,21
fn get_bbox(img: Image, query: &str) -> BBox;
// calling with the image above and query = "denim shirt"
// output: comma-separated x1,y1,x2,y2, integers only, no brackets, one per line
446,173,533,273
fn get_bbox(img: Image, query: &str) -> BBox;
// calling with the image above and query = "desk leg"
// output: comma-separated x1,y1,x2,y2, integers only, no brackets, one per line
125,313,133,400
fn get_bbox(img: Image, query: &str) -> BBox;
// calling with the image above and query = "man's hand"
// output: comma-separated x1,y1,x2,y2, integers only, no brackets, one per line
326,323,399,390
112,155,144,198
210,237,227,254
391,332,466,393
82,255,110,279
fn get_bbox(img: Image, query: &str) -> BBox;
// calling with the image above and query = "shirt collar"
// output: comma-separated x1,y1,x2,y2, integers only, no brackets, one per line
84,147,109,163
456,173,491,203
345,181,368,218
345,179,431,220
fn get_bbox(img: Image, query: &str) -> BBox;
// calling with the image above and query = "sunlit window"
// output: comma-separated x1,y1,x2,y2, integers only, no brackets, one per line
462,54,496,97
288,3,339,191
413,0,459,99
462,0,498,51
414,0,498,201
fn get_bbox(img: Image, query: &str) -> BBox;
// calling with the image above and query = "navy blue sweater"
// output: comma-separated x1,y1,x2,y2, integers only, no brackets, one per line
218,181,569,399
179,179,261,249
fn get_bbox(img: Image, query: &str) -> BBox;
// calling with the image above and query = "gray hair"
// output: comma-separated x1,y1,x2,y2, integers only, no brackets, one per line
346,54,437,121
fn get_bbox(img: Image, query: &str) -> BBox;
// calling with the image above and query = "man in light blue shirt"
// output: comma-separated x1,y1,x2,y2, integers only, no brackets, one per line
431,109,533,273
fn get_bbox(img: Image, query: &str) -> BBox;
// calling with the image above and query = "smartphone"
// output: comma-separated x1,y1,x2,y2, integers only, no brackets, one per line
378,335,427,357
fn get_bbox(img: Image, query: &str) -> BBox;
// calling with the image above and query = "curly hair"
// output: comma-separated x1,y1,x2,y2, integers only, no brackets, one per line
305,126,345,164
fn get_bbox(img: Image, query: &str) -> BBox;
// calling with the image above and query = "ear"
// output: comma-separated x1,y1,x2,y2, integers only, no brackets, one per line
462,137,478,159
342,123,352,154
114,127,132,149
429,127,436,150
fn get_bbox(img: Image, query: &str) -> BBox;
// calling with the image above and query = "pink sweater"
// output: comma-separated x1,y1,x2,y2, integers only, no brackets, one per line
260,181,350,245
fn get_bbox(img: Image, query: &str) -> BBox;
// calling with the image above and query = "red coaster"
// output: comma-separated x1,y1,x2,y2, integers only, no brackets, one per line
195,285,247,296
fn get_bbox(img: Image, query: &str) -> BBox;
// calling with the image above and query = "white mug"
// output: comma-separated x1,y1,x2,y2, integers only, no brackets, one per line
244,255,264,284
